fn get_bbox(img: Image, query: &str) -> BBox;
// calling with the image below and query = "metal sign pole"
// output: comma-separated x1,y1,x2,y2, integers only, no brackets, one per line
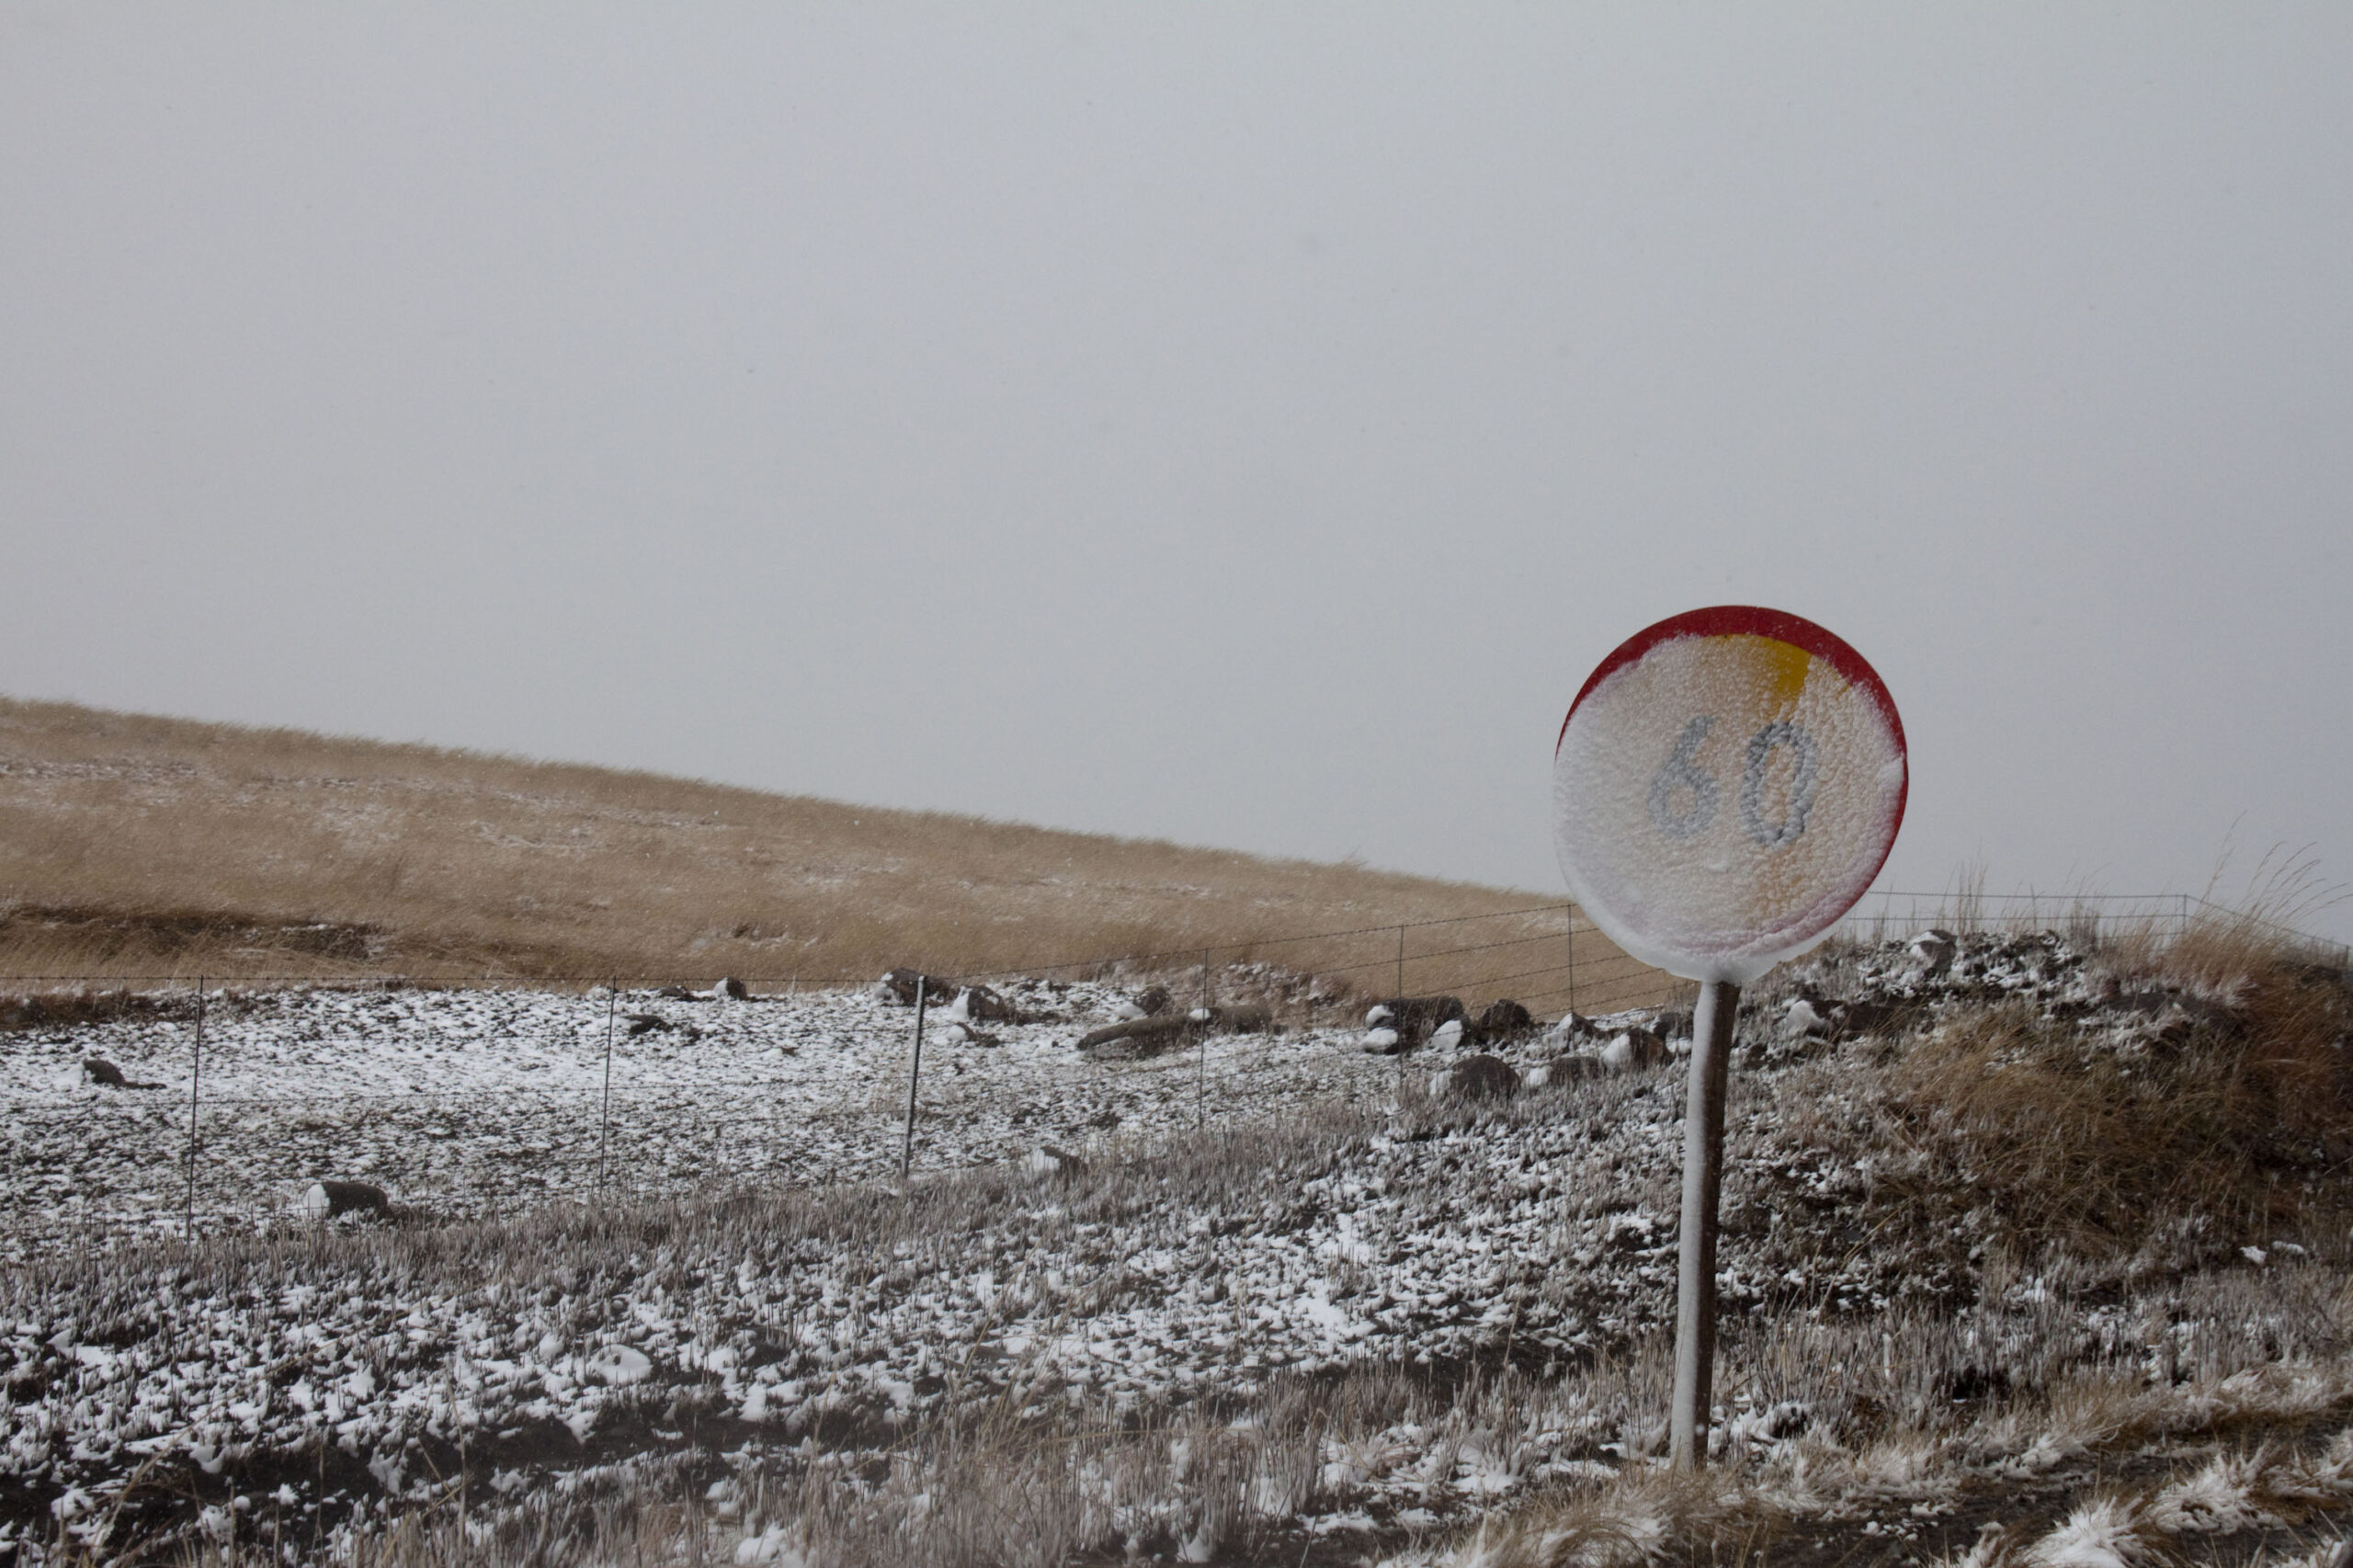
1556,606,1907,1477
900,980,928,1179
1670,977,1738,1471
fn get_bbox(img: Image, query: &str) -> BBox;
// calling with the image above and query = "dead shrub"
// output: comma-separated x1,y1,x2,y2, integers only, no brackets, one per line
1881,960,2353,1256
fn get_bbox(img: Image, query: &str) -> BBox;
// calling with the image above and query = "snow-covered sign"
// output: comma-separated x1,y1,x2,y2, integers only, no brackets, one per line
1553,606,1906,983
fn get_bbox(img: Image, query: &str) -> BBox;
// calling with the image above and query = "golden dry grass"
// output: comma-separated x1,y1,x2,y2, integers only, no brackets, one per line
0,696,1666,1005
1836,944,2353,1260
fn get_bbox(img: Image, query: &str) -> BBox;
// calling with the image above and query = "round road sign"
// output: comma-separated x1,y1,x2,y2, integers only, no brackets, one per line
1553,606,1906,983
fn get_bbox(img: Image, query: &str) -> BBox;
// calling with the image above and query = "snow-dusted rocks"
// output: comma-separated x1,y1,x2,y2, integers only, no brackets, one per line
946,984,1021,1024
586,1345,654,1385
1472,998,1537,1039
1078,1013,1193,1058
1908,928,1958,974
874,968,952,1006
1082,1002,1275,1061
298,1179,388,1219
81,1057,160,1089
1429,1053,1518,1103
1598,1028,1666,1073
1355,996,1472,1055
1540,1011,1587,1050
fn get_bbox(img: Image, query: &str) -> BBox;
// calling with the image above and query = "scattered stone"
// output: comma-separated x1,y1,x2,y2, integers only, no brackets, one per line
1431,1053,1518,1102
1076,1015,1193,1058
1375,996,1469,1038
1472,999,1537,1040
1427,1018,1466,1051
1909,928,1958,975
712,977,750,1001
82,1058,162,1089
1783,998,1829,1039
300,1180,389,1219
949,985,1021,1024
1081,1002,1269,1058
1541,1011,1593,1049
1600,1028,1667,1072
877,968,953,1006
626,1012,701,1040
1359,995,1468,1053
1134,984,1172,1017
1360,1028,1404,1055
585,1346,653,1386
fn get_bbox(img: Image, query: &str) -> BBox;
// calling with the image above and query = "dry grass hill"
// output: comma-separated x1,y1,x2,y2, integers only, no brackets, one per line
0,697,1636,999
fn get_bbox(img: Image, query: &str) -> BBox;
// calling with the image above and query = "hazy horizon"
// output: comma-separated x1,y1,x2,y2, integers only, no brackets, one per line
7,7,2349,941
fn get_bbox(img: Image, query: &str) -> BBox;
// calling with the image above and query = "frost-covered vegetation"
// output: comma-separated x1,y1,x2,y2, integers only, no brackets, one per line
2,917,2350,1565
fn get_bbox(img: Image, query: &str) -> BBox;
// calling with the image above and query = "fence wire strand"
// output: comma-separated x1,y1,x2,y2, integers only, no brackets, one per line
6,892,2346,1245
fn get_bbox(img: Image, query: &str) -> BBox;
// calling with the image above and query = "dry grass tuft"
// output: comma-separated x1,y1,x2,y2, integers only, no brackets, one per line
1871,959,2353,1257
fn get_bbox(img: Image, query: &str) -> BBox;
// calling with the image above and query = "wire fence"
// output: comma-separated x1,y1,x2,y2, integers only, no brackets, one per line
0,903,1681,1015
0,892,2343,1252
1835,889,2353,965
0,903,1690,1251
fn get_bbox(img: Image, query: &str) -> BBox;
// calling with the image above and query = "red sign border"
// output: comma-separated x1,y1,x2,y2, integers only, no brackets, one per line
1556,604,1909,916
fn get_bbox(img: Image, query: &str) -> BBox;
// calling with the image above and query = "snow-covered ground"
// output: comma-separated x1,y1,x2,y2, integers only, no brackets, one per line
0,977,1409,1256
2,935,2348,1564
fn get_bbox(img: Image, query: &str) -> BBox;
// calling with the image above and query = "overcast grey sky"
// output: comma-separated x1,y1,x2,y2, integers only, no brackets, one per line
6,6,2349,938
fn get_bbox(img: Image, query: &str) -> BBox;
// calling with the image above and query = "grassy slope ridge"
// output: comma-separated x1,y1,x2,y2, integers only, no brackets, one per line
0,697,1579,985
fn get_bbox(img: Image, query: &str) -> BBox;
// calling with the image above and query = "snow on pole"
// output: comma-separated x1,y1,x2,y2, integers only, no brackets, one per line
1555,606,1906,1471
1670,976,1736,1471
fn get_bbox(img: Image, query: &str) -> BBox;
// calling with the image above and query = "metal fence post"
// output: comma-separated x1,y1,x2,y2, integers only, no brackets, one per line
183,975,206,1243
1196,949,1211,1131
597,983,617,1197
1566,908,1577,1014
900,979,927,1179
